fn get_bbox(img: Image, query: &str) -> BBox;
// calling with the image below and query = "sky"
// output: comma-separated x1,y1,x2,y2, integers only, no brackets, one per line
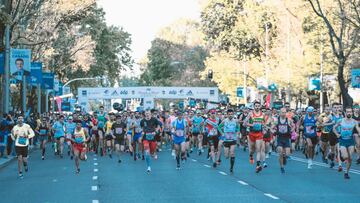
97,0,201,76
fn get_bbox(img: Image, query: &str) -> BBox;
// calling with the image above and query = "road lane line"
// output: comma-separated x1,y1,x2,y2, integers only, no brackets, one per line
93,176,98,180
92,200,99,203
264,193,279,200
191,159,197,162
94,163,98,166
93,158,97,161
204,164,211,168
237,180,249,185
52,179,58,182
91,186,98,191
94,169,98,172
273,154,360,175
219,171,227,176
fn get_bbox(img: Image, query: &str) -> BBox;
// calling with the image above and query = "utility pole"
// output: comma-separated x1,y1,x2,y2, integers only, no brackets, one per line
4,0,11,113
320,33,324,113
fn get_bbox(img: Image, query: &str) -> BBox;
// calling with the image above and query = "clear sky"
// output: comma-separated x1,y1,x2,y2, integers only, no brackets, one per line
97,0,201,75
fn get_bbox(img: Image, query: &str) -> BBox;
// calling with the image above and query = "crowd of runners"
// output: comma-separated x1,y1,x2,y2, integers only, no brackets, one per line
2,102,360,179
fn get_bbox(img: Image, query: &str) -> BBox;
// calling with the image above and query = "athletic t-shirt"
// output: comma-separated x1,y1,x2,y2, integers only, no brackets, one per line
111,122,127,137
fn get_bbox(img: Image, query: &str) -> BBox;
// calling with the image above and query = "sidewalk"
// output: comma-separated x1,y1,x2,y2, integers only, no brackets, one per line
0,146,37,170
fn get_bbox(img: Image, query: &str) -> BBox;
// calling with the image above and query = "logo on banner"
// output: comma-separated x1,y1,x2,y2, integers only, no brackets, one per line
120,90,128,95
82,90,87,96
111,90,118,96
162,90,166,95
132,90,135,95
169,90,177,95
210,90,215,95
104,90,110,95
186,90,193,96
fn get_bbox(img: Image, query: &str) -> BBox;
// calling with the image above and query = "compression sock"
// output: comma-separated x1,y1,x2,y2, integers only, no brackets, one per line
145,151,151,167
230,157,235,169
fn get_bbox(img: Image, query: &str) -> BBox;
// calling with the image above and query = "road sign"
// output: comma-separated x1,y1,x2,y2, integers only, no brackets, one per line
237,87,244,98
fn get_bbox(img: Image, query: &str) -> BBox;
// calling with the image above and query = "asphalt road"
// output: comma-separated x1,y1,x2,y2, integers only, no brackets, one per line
0,144,360,203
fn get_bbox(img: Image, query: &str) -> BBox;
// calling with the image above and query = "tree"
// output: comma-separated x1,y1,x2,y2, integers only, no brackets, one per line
306,0,360,107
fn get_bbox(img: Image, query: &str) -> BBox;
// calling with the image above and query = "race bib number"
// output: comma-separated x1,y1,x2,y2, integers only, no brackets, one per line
18,137,27,145
175,130,184,137
209,128,218,136
253,123,262,131
225,132,235,140
278,125,288,134
115,128,123,134
75,137,84,143
305,126,315,134
145,133,155,140
40,129,47,136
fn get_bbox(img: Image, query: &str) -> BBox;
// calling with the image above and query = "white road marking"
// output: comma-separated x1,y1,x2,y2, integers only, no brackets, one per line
93,158,97,161
237,180,248,185
91,186,98,191
92,200,99,203
264,193,279,200
219,171,227,176
204,164,211,168
277,155,360,175
191,159,197,162
52,179,57,182
92,176,98,180
94,163,98,166
94,169,98,172
94,154,97,157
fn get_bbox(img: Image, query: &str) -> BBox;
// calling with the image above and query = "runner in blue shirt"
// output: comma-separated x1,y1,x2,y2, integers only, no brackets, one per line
52,115,66,158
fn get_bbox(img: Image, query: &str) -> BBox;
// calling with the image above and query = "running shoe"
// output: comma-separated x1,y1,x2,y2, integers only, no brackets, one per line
19,173,23,179
176,164,181,170
230,168,233,174
213,162,217,168
263,162,268,168
147,166,151,173
344,173,350,179
280,167,285,174
256,166,262,173
357,158,360,165
41,156,45,160
76,168,80,174
249,157,254,165
330,161,335,168
118,159,122,163
338,165,343,172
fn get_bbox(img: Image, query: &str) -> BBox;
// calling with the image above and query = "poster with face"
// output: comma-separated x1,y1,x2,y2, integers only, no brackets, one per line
352,69,360,88
10,49,31,80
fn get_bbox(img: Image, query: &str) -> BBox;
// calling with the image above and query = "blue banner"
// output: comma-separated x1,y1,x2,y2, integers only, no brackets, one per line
42,72,54,89
237,87,244,98
27,62,42,85
351,69,360,88
10,49,31,80
309,76,321,91
0,53,4,75
55,82,63,96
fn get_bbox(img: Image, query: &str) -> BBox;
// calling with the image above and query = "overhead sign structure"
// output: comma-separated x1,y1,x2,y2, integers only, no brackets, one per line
78,86,219,111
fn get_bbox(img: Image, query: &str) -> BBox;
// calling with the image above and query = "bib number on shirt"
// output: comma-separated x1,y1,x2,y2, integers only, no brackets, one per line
18,137,27,145
209,128,218,136
115,128,123,134
145,133,155,140
75,137,84,144
305,126,315,134
40,129,47,136
175,130,184,137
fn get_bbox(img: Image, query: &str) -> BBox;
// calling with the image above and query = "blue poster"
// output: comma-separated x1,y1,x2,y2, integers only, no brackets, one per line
55,82,63,96
351,69,360,88
27,62,42,85
42,72,54,89
10,49,31,80
309,76,321,91
0,53,4,75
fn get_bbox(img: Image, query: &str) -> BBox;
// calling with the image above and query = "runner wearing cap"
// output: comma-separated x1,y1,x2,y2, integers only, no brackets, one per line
172,111,188,169
300,106,318,169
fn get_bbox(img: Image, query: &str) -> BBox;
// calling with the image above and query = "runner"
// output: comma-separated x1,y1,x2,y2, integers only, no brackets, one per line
52,115,66,158
263,108,273,168
191,110,204,155
126,112,135,156
333,107,360,179
244,101,266,173
105,113,115,158
11,115,35,178
132,111,143,161
38,117,50,160
272,108,294,173
71,120,89,174
141,110,161,172
65,116,76,160
317,105,333,164
300,106,318,169
97,106,107,156
171,112,188,169
204,109,220,167
352,105,360,164
332,103,344,171
218,109,240,174
238,107,249,151
111,114,127,163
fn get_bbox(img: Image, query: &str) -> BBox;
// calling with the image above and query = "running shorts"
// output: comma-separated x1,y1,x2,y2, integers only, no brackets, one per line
133,133,142,142
248,132,263,143
277,137,291,148
223,140,236,148
143,140,156,154
208,135,219,147
173,136,185,145
339,138,355,148
15,146,28,157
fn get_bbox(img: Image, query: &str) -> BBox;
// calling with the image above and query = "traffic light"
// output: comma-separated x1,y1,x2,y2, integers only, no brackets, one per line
208,69,213,79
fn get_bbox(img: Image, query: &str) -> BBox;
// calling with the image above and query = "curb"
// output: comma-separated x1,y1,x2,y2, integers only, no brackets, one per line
0,147,37,170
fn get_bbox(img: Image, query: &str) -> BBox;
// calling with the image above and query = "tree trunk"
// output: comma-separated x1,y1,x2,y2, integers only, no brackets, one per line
338,62,353,108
